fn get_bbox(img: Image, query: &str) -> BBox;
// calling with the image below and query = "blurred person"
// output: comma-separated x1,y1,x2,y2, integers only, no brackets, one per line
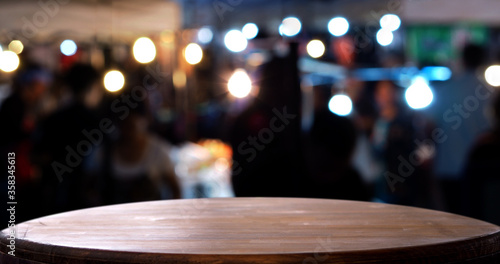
463,93,500,225
229,44,302,197
428,43,492,214
301,85,370,201
350,80,377,135
370,80,435,207
34,63,105,215
350,81,380,185
106,100,180,204
0,63,52,222
0,64,51,174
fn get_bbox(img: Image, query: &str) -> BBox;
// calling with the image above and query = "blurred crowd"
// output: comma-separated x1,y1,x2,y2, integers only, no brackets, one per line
229,42,500,226
0,58,182,223
1,41,499,227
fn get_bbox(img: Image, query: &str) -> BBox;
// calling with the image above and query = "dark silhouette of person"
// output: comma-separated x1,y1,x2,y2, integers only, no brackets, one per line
371,80,439,208
229,43,302,197
34,63,105,215
107,99,181,204
371,80,421,206
0,64,50,149
429,43,492,214
463,93,500,225
0,63,51,222
301,100,370,201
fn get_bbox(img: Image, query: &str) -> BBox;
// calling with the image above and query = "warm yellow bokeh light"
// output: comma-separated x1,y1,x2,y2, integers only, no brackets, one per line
8,40,24,54
228,69,252,98
173,69,187,89
184,43,203,65
104,70,125,92
0,51,20,72
133,37,156,64
160,30,175,44
247,52,266,67
307,40,325,58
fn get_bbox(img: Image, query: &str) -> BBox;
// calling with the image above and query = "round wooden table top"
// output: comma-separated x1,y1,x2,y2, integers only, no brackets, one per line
1,198,500,264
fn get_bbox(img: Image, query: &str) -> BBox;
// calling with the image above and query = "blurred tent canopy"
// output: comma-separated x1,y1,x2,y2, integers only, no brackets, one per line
2,0,500,44
0,0,181,43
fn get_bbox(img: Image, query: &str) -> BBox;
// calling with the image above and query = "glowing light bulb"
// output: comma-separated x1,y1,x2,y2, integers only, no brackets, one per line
376,29,394,46
380,14,401,31
60,39,77,56
104,70,125,92
307,40,326,58
0,51,20,72
405,77,434,109
198,27,213,44
133,37,156,64
485,65,500,87
224,30,248,53
328,17,349,37
280,17,302,37
228,69,252,98
184,43,203,65
329,94,353,116
8,40,24,54
242,23,259,39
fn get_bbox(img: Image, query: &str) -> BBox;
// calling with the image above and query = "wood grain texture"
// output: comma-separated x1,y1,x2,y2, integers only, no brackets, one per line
1,198,499,263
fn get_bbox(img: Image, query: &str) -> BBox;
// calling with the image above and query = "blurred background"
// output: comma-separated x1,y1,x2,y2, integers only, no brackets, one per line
1,0,500,225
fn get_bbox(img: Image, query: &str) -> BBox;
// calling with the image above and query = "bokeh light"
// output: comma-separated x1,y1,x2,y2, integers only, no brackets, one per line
376,29,394,46
280,17,302,37
133,37,156,63
421,66,452,81
306,40,326,58
405,77,434,109
104,70,125,92
228,69,252,98
247,52,267,67
380,14,401,32
224,30,248,53
328,94,353,116
173,69,187,89
198,27,213,44
485,65,500,87
328,17,349,37
60,39,77,56
8,40,24,54
0,51,20,72
184,43,203,65
242,23,259,39
160,30,175,44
